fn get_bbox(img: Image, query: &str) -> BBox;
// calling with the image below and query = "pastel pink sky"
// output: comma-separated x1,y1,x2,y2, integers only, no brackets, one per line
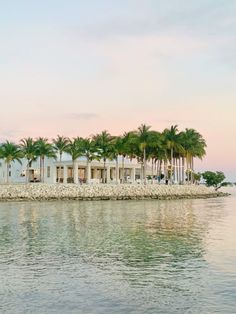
1,1,236,180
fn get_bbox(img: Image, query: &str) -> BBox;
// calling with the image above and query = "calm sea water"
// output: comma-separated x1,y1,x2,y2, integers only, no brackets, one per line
0,189,236,313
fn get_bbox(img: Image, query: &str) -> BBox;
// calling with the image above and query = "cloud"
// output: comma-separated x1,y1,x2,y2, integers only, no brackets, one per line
75,1,236,67
78,1,236,41
66,113,99,120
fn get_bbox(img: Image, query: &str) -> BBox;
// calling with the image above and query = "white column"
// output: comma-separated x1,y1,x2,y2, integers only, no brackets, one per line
87,162,91,184
63,166,68,184
131,167,136,183
93,168,98,182
73,161,79,184
106,165,110,184
111,168,115,182
52,165,57,183
116,161,119,184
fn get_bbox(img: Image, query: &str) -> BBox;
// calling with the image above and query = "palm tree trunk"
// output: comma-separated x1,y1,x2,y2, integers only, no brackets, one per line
73,160,79,184
176,158,178,184
156,160,159,176
86,159,91,184
39,157,42,182
58,153,62,183
178,158,181,184
164,160,167,184
6,162,9,184
122,155,125,183
151,158,154,184
103,158,106,183
173,157,176,183
170,148,173,185
159,160,162,183
187,155,190,184
140,161,143,183
143,148,146,185
116,158,119,184
182,157,185,184
191,157,194,184
26,159,30,183
42,156,45,183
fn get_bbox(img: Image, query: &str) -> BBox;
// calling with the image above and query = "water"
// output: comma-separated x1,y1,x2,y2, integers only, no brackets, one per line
0,189,236,313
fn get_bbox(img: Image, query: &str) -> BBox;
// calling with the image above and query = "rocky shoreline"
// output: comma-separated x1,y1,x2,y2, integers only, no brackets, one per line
0,183,229,202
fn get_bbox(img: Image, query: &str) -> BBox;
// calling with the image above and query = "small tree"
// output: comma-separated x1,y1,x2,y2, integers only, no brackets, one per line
202,171,225,190
193,172,201,184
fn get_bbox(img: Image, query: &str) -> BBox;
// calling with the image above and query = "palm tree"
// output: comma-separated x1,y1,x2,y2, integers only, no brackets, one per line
34,138,57,183
134,124,153,184
0,141,23,183
146,131,162,183
65,137,83,183
120,132,138,183
111,136,122,184
80,138,99,184
163,125,184,184
93,131,113,183
179,129,206,184
20,137,37,183
53,135,69,183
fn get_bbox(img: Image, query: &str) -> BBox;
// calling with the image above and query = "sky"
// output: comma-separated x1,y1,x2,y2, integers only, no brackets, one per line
0,0,236,180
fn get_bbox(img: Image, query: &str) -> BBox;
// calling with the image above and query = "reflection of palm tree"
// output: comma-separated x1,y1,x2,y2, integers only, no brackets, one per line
53,135,69,183
0,141,23,183
35,138,57,183
20,137,37,183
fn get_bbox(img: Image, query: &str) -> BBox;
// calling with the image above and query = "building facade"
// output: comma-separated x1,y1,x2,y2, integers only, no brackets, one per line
0,153,151,184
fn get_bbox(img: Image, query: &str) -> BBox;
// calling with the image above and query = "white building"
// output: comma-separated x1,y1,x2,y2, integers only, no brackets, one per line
0,153,153,184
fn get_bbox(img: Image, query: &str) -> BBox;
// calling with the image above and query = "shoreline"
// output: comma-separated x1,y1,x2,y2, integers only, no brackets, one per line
0,183,229,202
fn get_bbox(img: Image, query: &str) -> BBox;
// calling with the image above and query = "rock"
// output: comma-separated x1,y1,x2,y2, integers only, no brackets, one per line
0,183,229,202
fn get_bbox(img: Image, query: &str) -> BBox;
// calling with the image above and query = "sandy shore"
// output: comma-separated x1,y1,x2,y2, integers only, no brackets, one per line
0,183,229,201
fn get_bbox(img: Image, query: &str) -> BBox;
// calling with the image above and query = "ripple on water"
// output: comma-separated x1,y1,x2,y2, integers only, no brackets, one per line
0,197,236,313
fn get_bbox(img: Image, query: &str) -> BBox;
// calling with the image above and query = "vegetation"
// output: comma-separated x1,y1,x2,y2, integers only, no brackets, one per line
202,171,226,190
34,138,57,183
0,124,208,184
0,141,23,183
93,131,114,183
20,137,37,183
53,135,69,183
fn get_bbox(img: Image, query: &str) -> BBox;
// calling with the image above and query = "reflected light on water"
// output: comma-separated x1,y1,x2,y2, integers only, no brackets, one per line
0,194,236,313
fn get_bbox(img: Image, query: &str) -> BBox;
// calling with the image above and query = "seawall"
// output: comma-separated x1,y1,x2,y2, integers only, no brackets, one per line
0,183,229,201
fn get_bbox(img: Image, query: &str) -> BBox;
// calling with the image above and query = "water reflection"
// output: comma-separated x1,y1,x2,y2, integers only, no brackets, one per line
0,197,235,313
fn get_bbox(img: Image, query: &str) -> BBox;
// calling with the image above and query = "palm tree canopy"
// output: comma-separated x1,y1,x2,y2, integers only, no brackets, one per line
65,137,84,161
34,138,57,160
80,138,99,161
20,137,37,163
0,141,23,164
145,131,163,160
136,124,151,150
53,135,69,156
179,128,206,159
92,131,114,161
131,124,160,161
162,125,184,158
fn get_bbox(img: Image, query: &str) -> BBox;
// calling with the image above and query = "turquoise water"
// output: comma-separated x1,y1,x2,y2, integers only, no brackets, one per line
0,191,236,313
